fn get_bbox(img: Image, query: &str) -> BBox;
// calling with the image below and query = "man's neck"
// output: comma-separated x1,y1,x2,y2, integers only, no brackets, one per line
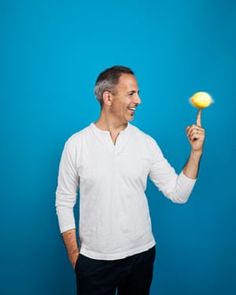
94,114,128,145
95,114,128,134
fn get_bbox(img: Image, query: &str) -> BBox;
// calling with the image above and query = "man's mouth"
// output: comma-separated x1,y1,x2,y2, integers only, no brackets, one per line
128,107,136,112
127,106,137,118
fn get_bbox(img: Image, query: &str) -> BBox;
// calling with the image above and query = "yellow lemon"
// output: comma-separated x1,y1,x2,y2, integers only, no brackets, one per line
190,91,213,108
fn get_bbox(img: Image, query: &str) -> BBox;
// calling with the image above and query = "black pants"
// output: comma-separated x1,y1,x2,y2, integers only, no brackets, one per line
75,246,156,295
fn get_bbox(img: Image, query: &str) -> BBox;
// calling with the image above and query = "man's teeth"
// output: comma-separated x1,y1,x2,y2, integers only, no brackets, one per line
129,107,136,111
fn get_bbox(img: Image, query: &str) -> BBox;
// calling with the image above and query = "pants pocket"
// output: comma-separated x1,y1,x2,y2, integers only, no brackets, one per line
74,254,83,272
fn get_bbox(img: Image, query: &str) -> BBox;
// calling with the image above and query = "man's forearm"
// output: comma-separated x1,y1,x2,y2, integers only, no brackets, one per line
62,229,79,268
183,150,202,179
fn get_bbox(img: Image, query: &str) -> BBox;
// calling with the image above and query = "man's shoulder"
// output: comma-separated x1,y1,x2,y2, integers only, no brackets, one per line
129,124,156,143
130,124,163,155
65,124,92,146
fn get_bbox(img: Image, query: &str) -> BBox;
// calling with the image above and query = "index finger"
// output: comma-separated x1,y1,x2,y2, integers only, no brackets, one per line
196,109,202,127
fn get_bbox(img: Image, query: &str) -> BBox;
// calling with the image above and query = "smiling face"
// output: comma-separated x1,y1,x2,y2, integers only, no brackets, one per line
105,74,141,124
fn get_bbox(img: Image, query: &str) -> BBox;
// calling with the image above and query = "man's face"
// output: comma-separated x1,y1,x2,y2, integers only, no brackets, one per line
109,74,141,123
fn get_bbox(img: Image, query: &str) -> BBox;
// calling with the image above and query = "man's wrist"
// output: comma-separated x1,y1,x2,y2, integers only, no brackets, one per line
190,149,203,158
69,248,79,258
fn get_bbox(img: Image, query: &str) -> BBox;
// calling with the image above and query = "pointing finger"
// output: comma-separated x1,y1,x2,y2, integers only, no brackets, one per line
196,109,202,127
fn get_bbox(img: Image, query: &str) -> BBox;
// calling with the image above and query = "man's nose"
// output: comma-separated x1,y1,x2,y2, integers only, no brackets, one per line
134,94,141,105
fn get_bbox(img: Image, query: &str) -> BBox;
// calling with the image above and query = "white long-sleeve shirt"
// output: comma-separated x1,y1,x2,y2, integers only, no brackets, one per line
55,123,196,260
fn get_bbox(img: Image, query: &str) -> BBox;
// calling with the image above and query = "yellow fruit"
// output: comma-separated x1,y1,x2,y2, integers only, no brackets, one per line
189,91,213,108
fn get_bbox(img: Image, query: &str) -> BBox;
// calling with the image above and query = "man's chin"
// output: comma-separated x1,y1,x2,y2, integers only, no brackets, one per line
127,114,135,122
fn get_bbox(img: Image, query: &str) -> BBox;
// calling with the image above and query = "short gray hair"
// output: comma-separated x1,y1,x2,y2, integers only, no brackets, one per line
94,65,134,106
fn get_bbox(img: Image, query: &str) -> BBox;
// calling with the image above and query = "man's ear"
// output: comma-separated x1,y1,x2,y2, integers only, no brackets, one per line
102,91,113,106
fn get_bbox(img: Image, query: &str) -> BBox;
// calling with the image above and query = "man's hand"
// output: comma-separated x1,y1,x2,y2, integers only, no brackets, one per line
186,108,205,153
186,124,205,153
62,229,80,270
70,251,80,270
183,109,206,179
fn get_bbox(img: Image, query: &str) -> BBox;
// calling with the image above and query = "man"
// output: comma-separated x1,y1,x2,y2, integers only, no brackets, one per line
55,65,205,295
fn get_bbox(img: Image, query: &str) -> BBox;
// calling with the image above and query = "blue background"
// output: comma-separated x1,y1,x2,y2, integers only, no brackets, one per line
1,0,235,294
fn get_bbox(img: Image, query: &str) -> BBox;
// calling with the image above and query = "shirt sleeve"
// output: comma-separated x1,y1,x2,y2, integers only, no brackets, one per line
148,136,196,203
55,138,79,233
